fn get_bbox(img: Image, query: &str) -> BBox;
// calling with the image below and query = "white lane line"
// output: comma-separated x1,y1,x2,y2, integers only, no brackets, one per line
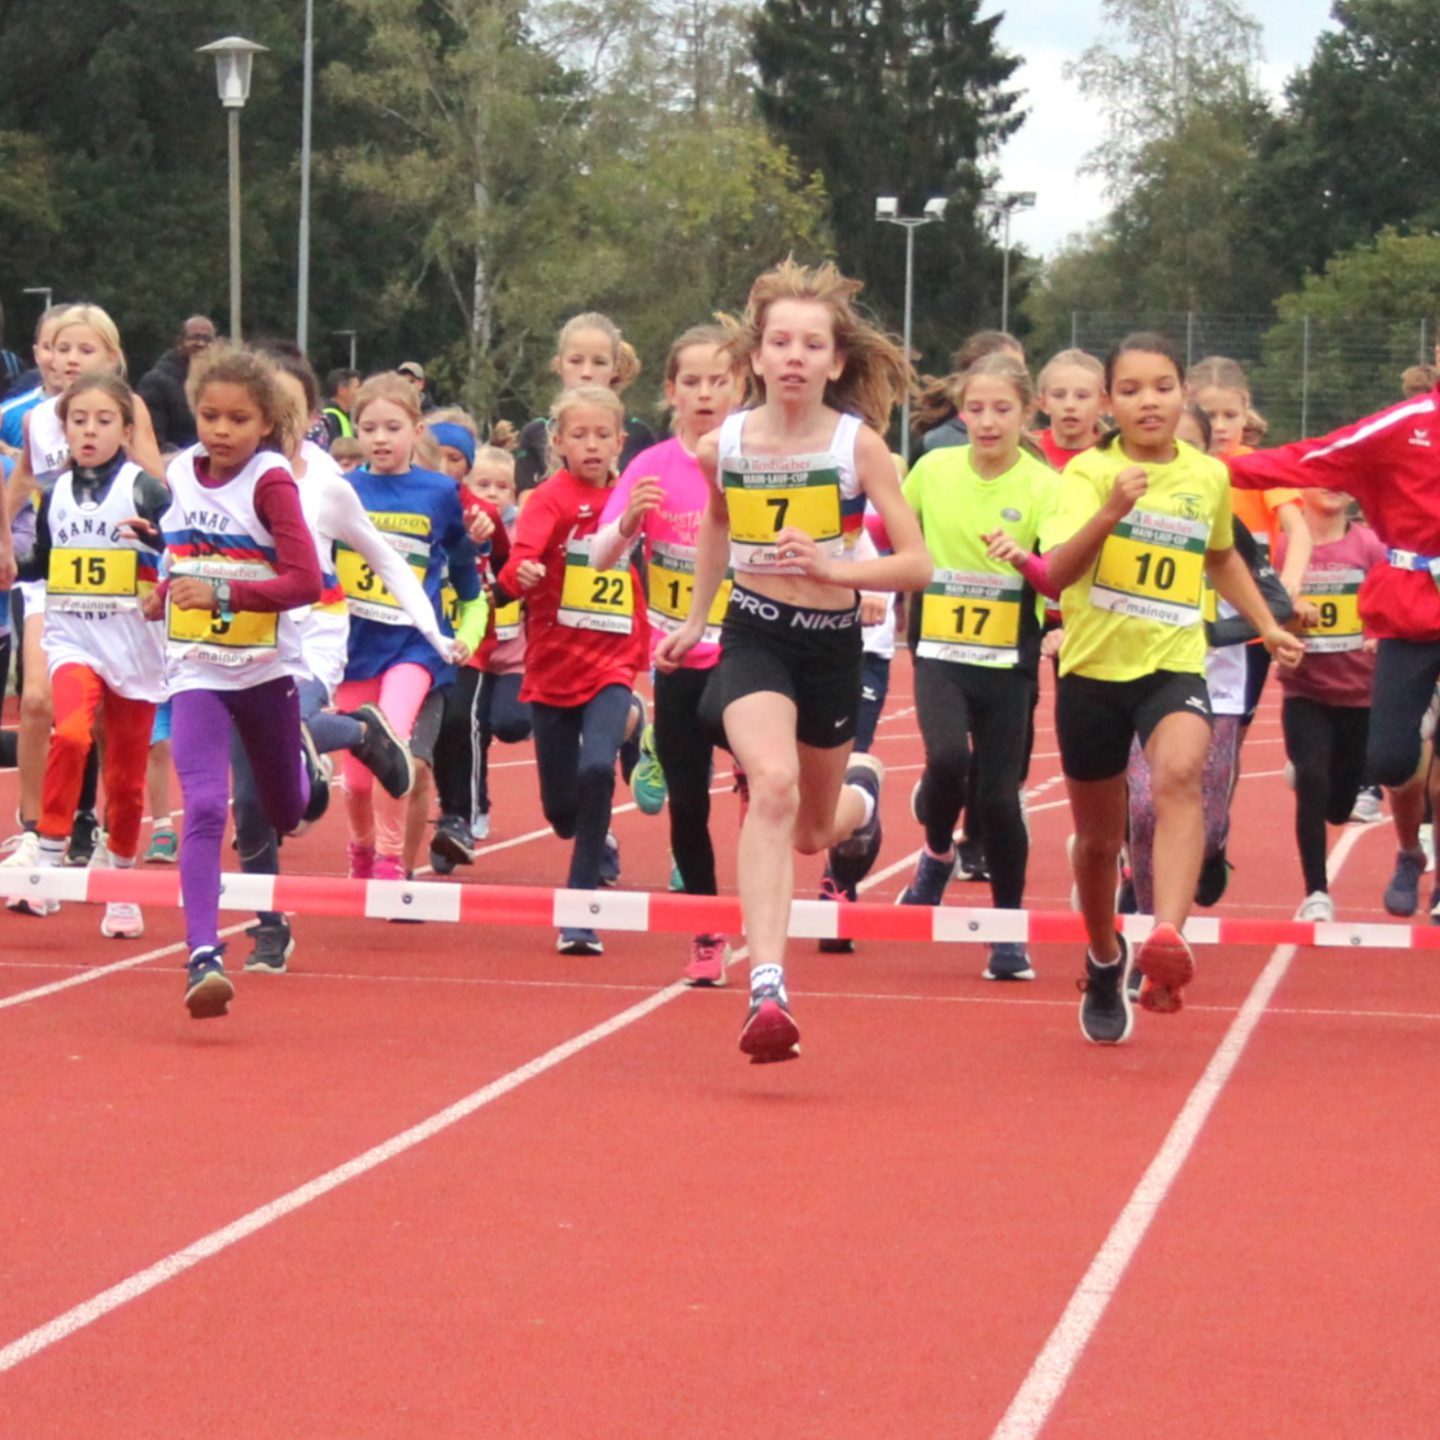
987,820,1375,1440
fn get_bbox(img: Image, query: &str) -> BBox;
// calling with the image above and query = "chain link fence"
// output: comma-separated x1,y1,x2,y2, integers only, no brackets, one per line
1066,312,1436,445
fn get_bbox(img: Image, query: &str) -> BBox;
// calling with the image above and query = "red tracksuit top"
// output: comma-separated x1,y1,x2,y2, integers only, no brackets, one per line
1228,384,1440,641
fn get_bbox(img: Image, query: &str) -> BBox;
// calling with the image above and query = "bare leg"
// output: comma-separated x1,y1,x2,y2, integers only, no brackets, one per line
1065,773,1129,964
17,613,51,824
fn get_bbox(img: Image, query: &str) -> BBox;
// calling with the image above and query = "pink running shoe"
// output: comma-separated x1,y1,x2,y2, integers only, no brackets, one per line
1135,923,1195,1014
739,983,800,1063
372,854,404,881
348,842,375,880
683,934,729,987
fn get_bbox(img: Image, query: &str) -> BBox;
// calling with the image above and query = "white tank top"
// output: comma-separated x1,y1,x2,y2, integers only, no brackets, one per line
26,396,68,485
161,449,308,693
294,441,350,697
714,409,865,575
42,461,166,702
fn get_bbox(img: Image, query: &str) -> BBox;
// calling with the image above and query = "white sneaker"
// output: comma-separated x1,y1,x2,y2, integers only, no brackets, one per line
101,901,144,939
1294,892,1335,923
0,830,39,868
472,811,491,841
1350,789,1384,824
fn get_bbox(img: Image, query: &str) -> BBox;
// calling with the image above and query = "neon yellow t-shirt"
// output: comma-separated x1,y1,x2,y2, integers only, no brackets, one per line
903,445,1059,669
1047,440,1234,682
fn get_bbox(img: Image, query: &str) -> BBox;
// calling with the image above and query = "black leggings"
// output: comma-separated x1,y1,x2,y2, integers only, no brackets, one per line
473,671,531,815
654,665,718,896
914,659,1034,908
1283,696,1369,894
1367,638,1440,787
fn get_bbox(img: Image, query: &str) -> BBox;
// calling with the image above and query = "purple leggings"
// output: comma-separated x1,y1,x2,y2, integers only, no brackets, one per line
172,677,307,953
1126,715,1241,914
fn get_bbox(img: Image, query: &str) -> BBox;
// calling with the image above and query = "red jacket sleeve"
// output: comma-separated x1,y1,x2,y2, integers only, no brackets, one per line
497,485,560,593
229,468,323,613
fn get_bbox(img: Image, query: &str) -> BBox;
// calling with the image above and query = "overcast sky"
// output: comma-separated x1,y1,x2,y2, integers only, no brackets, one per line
983,0,1338,254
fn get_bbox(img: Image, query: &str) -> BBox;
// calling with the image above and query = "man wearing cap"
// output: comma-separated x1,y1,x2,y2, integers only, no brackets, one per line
398,360,433,412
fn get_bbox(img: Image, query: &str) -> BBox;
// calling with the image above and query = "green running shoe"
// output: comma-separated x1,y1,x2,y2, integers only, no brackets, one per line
631,722,667,816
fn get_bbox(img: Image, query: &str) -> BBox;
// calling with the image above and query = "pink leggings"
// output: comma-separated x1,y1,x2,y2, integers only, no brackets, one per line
334,663,432,860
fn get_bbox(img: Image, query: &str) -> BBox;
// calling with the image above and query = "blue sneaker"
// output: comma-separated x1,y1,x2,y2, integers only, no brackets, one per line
1384,848,1426,917
184,946,234,1019
557,927,604,956
898,849,954,906
599,831,621,887
983,941,1035,982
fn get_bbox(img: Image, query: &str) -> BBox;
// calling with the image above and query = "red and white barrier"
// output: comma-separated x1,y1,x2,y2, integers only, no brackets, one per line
3,867,1438,950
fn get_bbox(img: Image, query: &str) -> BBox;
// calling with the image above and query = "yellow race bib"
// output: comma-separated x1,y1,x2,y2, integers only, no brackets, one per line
558,540,634,634
166,604,278,653
917,570,1024,667
648,542,731,638
336,546,428,627
1298,567,1364,653
48,547,138,599
1092,511,1209,627
722,455,841,568
492,597,522,642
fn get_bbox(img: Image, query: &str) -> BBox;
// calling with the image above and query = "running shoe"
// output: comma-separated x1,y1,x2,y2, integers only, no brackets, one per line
1295,892,1335,923
683,934,729,987
1078,939,1133,1045
827,754,884,894
351,702,415,800
88,834,111,870
739,983,800,1063
817,865,856,954
599,831,621,887
65,810,99,867
2,831,57,916
955,835,989,883
100,901,144,939
1384,848,1426,917
373,854,404,882
1134,923,1195,1014
983,941,1035,982
472,810,491,842
618,692,647,786
557,927,604,956
1195,849,1232,907
295,724,332,830
1349,786,1384,824
631,723,667,815
243,919,295,973
347,841,375,880
144,826,179,864
184,946,234,1019
430,814,475,871
668,857,684,892
898,848,954,906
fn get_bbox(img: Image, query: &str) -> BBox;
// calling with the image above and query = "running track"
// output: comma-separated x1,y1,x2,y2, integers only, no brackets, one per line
0,671,1434,1437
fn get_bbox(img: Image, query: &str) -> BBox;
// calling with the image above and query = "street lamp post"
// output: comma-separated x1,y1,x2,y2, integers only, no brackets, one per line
21,286,52,314
198,36,268,343
297,0,315,352
980,190,1037,335
875,196,948,464
332,330,358,371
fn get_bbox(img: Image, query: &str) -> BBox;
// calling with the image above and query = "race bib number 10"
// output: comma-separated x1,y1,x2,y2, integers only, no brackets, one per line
1092,510,1209,627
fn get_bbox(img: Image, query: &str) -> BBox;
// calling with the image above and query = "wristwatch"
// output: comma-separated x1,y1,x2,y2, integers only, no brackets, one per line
211,578,234,619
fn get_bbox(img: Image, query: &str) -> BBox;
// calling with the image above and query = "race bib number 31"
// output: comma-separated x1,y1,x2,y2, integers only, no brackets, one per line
1299,567,1365,653
917,570,1024,667
1092,511,1209,626
559,540,634,634
336,546,428,627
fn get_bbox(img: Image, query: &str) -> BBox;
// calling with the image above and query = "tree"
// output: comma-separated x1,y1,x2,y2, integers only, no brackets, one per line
751,0,1025,372
1241,0,1440,286
1253,229,1440,441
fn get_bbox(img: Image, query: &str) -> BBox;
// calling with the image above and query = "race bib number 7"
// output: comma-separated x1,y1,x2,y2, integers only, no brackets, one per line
722,454,842,569
1092,510,1209,626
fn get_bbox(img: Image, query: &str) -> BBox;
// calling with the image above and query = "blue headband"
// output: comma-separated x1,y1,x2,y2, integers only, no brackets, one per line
430,422,476,469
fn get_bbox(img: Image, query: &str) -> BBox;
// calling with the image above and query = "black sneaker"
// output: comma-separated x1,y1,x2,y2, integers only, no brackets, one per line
827,754,884,894
1195,849,1232,907
983,941,1035,982
1384,848,1426,917
557,927,604,956
817,865,856,953
184,946,235,1019
430,814,475,871
898,849,954,906
65,810,99,867
350,702,415,800
955,835,989,883
739,983,801,1063
1077,939,1133,1045
297,724,331,828
243,920,294,974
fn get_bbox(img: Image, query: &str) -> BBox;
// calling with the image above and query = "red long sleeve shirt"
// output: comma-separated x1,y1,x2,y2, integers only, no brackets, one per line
1228,386,1440,641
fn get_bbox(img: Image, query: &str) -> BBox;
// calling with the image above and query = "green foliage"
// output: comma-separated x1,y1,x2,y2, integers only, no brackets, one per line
751,0,1025,371
1254,229,1440,439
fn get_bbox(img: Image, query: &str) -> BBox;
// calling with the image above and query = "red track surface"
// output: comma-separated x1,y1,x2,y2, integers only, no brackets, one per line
0,672,1433,1437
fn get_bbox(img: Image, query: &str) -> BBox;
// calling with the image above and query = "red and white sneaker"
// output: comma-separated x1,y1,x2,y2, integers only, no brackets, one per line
1135,922,1195,1013
683,934,729,987
101,901,144,939
739,983,801,1063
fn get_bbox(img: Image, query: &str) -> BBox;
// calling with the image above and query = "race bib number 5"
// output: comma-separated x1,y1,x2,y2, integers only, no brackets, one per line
917,570,1024,667
1092,511,1209,626
559,540,633,634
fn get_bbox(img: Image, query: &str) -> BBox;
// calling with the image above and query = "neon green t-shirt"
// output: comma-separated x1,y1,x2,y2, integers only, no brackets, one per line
1047,440,1234,682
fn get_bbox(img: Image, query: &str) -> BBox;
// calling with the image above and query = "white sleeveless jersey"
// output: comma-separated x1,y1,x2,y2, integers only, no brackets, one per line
161,449,309,694
294,440,351,697
714,410,866,575
26,396,68,485
42,461,166,701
